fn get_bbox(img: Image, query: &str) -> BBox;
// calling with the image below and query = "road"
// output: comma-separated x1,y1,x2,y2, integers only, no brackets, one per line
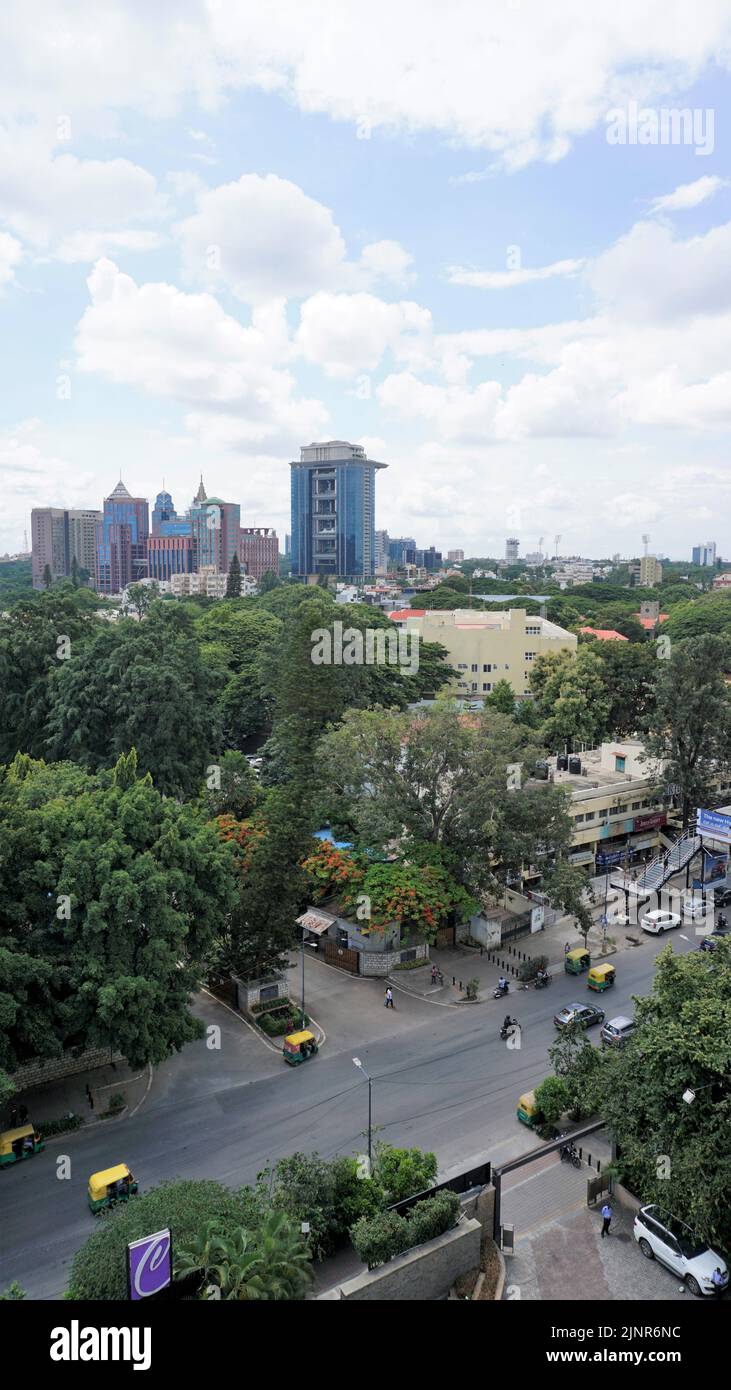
0,930,695,1299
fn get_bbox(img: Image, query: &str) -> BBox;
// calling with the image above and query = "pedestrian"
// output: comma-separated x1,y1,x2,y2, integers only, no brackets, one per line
9,1106,18,1128
431,964,438,985
564,941,570,955
17,1103,28,1124
384,987,394,1009
711,1266,727,1299
600,1201,612,1238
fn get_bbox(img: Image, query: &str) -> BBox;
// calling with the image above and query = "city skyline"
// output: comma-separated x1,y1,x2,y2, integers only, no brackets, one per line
2,8,731,558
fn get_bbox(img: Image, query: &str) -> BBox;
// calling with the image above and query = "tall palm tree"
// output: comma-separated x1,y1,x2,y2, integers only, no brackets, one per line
175,1212,313,1301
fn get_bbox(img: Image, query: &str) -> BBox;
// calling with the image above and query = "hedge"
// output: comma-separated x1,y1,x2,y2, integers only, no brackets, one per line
350,1189,461,1269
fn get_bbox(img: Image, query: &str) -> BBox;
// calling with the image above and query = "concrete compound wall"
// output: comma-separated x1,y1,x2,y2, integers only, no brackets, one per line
9,1047,125,1092
321,1217,482,1301
360,943,429,976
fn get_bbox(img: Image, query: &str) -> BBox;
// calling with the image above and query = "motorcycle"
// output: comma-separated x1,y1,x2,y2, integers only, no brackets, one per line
534,974,551,989
493,983,510,999
560,1142,581,1168
499,1019,519,1040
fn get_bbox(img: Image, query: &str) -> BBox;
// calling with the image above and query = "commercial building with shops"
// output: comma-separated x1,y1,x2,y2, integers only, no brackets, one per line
550,740,667,876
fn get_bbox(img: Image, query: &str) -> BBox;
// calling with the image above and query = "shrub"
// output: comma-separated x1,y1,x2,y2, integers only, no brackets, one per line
40,1112,84,1137
67,1180,265,1300
258,1012,307,1037
0,1281,26,1300
534,1075,571,1125
251,997,290,1016
373,1144,438,1204
392,958,428,971
264,1151,384,1261
464,977,479,1000
518,955,548,982
350,1191,460,1270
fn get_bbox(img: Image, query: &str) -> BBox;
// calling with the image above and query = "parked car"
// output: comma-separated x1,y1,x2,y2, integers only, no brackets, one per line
553,1002,605,1030
633,1205,729,1297
680,894,711,921
599,1015,636,1047
640,909,682,934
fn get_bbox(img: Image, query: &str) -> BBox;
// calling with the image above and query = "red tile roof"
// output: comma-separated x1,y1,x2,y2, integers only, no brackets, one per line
634,613,669,629
579,626,628,641
390,609,426,621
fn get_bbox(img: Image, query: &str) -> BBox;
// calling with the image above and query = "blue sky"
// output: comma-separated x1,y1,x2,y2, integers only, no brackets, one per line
2,1,731,561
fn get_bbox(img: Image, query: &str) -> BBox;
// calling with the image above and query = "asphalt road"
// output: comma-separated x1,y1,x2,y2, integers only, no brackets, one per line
0,930,696,1299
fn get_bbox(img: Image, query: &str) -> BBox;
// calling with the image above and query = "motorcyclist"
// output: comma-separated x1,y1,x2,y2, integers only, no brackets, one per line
503,1014,514,1032
498,976,508,994
536,967,548,985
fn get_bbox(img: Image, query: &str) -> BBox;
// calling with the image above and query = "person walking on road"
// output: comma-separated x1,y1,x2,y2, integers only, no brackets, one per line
384,987,394,1009
600,1201,613,1238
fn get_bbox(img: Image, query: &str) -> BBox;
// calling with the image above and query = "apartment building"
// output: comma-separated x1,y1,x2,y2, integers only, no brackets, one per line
400,607,577,698
547,741,667,874
238,526,279,580
639,555,663,586
169,566,257,598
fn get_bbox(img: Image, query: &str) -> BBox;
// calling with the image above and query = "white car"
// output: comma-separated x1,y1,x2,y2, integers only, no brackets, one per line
681,895,711,921
634,1205,729,1297
640,909,681,934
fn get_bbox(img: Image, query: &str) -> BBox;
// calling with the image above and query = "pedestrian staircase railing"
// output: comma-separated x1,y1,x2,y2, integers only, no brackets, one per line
610,828,701,897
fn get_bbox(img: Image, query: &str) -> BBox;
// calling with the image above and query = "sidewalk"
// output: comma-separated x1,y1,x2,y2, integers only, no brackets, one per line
4,1059,150,1134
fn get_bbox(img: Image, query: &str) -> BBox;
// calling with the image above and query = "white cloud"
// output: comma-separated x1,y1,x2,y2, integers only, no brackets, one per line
0,231,22,291
54,230,165,264
177,173,412,301
591,217,731,322
649,175,726,214
0,126,167,250
74,258,328,448
296,292,431,377
447,258,585,290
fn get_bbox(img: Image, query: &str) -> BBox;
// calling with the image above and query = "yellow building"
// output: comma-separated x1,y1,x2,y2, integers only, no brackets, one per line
639,555,663,586
400,608,577,699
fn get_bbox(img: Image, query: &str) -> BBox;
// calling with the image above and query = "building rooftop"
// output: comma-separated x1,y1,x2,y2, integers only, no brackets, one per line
579,626,628,641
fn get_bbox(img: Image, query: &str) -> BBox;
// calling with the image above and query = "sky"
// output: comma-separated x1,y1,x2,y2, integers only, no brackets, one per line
1,0,731,561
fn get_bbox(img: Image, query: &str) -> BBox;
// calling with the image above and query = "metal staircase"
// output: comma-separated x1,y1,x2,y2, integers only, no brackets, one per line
610,829,701,897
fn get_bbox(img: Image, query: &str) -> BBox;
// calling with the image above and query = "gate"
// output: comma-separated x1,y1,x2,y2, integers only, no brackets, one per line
206,975,238,1007
324,940,359,974
435,925,455,949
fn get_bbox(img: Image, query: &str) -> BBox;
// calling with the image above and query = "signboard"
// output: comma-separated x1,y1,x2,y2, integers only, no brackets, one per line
633,811,666,832
127,1229,172,1301
693,850,729,890
530,905,545,933
696,808,731,845
596,848,629,867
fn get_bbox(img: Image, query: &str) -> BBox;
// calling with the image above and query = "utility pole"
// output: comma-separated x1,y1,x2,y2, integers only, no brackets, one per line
352,1058,373,1173
300,929,306,1029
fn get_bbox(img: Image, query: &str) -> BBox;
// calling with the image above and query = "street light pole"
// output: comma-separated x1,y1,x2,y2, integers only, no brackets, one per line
352,1058,373,1173
300,929,306,1029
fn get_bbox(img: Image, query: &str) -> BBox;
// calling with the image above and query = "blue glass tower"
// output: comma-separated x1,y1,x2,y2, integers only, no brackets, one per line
290,441,387,579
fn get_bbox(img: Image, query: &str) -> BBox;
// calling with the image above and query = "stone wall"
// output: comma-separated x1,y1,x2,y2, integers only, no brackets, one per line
360,943,428,976
9,1047,125,1092
233,973,287,1014
320,1217,482,1301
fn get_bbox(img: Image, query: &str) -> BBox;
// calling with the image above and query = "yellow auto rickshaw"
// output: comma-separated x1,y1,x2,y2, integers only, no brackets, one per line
564,947,591,975
517,1090,542,1128
87,1163,138,1215
283,1029,319,1066
587,963,616,992
0,1124,44,1168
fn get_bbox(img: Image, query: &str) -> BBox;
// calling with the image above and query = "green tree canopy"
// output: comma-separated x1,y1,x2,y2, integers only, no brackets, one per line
644,633,731,827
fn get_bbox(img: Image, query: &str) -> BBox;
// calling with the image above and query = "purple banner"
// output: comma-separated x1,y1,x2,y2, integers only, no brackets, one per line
127,1228,172,1301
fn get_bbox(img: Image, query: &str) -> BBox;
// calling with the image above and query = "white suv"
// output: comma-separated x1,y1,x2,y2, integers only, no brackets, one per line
640,909,681,934
633,1205,729,1296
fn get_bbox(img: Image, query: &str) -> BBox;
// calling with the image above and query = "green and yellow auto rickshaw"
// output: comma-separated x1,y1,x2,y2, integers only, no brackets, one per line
587,963,616,992
283,1029,319,1066
87,1163,138,1215
517,1090,542,1128
0,1124,44,1168
564,947,591,975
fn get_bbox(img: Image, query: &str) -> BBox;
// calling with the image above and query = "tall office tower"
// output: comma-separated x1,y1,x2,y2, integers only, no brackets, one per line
190,491,240,573
32,507,102,588
148,534,194,582
31,508,70,588
95,480,150,594
238,527,279,580
505,537,519,563
447,549,464,562
421,546,443,572
375,529,389,570
387,536,417,568
290,440,387,579
285,533,291,557
152,489,176,535
692,541,717,566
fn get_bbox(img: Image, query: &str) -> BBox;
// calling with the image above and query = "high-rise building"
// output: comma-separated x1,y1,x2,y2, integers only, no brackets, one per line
148,534,194,582
387,536,417,568
95,480,149,595
639,555,663,587
239,527,279,579
692,541,717,567
190,483,240,574
31,507,102,588
375,529,390,570
290,440,387,579
505,537,519,563
151,489,176,535
447,549,464,562
285,533,291,557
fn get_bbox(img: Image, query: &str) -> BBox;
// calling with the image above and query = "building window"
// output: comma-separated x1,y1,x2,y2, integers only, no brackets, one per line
575,814,585,823
632,801,641,811
482,682,492,692
615,755,626,772
524,652,537,661
457,662,468,670
471,663,478,672
483,663,491,672
584,811,595,821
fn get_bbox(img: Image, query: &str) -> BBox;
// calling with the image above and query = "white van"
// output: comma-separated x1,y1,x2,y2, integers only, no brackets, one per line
640,909,681,934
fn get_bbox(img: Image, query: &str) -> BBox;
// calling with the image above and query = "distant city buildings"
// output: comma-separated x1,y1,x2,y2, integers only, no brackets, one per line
238,527,279,580
505,537,519,563
290,440,387,580
95,481,149,595
447,549,464,562
639,555,663,587
31,507,102,588
692,541,717,566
